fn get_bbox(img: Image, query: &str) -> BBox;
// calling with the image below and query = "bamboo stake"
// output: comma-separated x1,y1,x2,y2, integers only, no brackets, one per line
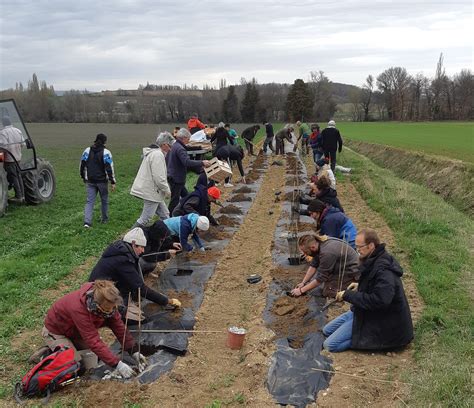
311,367,420,387
129,329,224,334
121,292,132,360
138,287,142,357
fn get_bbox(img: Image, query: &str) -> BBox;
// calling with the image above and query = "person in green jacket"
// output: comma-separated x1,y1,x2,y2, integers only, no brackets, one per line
295,121,311,155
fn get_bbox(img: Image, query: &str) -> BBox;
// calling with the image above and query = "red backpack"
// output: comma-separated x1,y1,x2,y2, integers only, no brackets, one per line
15,346,81,404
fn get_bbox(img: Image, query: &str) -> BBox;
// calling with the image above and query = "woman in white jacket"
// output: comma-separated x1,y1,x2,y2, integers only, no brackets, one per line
131,132,174,226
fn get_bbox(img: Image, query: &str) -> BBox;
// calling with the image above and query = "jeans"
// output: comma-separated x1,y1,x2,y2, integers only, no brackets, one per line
244,139,254,155
263,137,274,153
84,182,108,225
275,139,285,155
137,199,169,226
168,178,188,214
313,150,323,164
322,310,353,352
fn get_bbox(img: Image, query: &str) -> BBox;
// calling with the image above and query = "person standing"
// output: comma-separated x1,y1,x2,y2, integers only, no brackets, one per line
322,229,414,352
321,120,343,171
309,123,323,163
295,121,311,154
130,132,174,227
262,121,275,154
0,116,25,203
241,125,260,156
274,126,294,155
80,133,116,228
224,123,238,144
291,234,359,298
166,128,210,214
211,122,234,152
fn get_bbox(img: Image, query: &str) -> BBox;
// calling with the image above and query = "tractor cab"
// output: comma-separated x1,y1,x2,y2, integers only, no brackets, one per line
0,98,56,216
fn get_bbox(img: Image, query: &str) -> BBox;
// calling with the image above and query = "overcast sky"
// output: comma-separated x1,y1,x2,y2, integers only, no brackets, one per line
0,0,472,91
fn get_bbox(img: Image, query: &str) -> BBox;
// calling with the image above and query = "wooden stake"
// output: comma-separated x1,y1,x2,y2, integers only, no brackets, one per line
138,287,141,357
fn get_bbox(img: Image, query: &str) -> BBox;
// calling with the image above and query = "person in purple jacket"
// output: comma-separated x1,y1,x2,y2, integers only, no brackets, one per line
166,128,211,213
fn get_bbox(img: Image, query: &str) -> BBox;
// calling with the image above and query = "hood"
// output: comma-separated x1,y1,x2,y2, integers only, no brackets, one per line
142,144,160,157
326,206,341,216
90,145,104,153
101,240,137,260
362,244,404,277
187,213,199,229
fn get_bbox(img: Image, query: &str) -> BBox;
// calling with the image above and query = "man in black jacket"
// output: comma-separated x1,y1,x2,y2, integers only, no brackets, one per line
172,184,220,226
262,122,275,154
320,120,343,171
322,228,413,352
89,228,181,320
241,125,260,156
80,134,116,228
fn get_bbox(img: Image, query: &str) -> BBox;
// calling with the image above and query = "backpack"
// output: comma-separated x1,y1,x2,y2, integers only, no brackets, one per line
15,346,81,404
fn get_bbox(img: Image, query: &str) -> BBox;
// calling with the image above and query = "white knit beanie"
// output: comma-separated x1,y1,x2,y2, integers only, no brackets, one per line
123,227,147,247
196,216,210,231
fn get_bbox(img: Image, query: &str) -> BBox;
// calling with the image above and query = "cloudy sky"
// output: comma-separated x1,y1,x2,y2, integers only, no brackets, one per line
0,0,472,91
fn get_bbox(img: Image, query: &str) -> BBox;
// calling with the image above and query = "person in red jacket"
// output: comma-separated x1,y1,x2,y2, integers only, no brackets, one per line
40,280,146,378
187,114,206,134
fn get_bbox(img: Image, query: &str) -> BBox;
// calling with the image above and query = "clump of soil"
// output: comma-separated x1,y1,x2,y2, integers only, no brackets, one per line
228,193,252,202
143,290,194,320
270,265,304,286
185,248,218,264
284,191,303,201
288,222,315,232
216,214,239,227
269,295,317,349
219,204,243,214
199,227,231,241
234,186,253,193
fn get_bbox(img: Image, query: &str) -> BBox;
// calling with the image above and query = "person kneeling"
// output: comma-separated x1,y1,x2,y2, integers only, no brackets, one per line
322,229,414,352
38,280,145,378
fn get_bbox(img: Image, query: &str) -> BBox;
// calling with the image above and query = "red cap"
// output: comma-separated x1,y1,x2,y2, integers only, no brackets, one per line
208,186,221,200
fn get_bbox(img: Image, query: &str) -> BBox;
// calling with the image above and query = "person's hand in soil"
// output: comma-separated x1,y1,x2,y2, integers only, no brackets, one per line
291,287,305,297
132,352,148,372
335,290,345,302
169,298,182,308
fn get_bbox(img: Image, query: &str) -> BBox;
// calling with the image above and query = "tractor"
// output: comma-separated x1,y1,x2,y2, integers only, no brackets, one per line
0,98,56,216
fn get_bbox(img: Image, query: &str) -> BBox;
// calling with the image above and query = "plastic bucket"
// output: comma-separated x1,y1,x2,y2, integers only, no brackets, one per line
226,327,247,350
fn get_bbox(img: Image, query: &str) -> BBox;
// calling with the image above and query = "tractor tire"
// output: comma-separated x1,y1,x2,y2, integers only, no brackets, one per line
0,166,8,216
22,158,56,205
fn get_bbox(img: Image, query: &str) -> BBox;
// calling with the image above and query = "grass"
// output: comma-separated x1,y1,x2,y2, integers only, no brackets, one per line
335,121,474,162
0,122,266,397
338,148,473,406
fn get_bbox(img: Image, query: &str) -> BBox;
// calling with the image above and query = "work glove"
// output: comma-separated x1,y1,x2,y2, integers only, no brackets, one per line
347,282,359,291
132,352,148,373
335,290,345,302
168,298,182,308
116,361,136,379
199,246,206,252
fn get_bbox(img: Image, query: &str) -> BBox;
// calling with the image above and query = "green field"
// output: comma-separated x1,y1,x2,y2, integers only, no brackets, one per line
334,121,474,162
0,122,266,394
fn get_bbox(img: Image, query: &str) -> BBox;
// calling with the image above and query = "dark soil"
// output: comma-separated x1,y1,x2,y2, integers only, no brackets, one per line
185,248,219,263
216,214,240,227
228,193,252,202
234,186,253,193
199,227,231,241
219,204,243,214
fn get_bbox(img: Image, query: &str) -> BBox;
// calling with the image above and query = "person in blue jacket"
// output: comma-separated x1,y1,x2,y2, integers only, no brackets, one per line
163,213,210,252
307,199,357,248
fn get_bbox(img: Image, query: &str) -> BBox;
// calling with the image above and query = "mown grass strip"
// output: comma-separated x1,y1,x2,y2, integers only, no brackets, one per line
339,148,473,406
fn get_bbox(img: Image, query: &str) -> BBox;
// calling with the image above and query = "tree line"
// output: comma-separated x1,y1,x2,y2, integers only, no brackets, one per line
1,55,471,124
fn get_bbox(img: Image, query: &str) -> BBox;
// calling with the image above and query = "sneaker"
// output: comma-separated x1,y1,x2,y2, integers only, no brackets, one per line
84,223,91,228
224,183,234,187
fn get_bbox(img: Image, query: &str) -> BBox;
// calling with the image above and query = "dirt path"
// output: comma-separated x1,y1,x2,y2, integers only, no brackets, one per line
302,156,423,408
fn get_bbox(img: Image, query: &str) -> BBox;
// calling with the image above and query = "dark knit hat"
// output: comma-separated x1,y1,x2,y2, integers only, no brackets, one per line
94,133,107,144
307,199,326,213
316,157,329,167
